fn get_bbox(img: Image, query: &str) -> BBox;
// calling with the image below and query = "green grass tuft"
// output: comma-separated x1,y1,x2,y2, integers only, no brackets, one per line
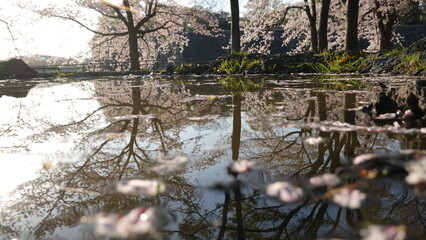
218,76,264,92
217,51,264,74
393,53,426,74
312,51,367,73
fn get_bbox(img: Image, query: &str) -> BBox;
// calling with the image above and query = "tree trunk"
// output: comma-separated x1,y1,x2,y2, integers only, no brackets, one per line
305,5,318,52
379,28,393,52
374,0,397,52
232,93,242,161
124,0,140,70
230,0,241,53
128,29,140,70
345,0,360,53
318,0,331,51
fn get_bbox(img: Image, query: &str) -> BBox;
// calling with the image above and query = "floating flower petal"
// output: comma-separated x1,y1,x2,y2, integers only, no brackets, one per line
405,157,426,185
117,179,166,195
375,113,397,120
360,225,406,240
187,115,219,121
310,173,341,187
149,155,189,173
332,188,366,209
231,160,262,173
94,208,157,238
304,136,326,145
266,182,303,202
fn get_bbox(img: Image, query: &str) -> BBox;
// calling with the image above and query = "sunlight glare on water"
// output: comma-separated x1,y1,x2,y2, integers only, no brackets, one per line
0,81,103,198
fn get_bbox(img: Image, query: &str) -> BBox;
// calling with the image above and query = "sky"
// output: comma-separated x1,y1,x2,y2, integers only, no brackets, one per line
0,0,294,61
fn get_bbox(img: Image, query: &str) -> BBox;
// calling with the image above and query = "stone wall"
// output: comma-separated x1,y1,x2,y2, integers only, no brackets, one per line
395,25,426,46
181,25,426,61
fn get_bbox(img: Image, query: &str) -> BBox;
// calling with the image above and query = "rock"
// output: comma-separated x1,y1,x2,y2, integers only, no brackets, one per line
0,58,37,79
365,37,426,74
405,37,426,55
373,80,426,123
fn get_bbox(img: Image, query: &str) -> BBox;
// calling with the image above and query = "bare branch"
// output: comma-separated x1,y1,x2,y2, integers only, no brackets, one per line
49,14,129,36
0,19,21,58
137,20,174,34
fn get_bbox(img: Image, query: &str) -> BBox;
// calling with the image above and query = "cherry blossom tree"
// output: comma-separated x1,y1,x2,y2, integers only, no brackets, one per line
29,0,218,70
242,0,421,54
362,0,420,52
242,0,332,53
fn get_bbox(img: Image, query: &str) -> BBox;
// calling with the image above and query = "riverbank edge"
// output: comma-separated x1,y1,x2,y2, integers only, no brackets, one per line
1,38,425,80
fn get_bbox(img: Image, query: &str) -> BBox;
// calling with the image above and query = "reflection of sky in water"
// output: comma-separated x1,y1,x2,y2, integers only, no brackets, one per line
1,76,425,239
0,82,104,198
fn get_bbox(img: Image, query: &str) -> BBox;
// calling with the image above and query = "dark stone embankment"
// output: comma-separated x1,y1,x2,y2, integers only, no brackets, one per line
371,80,426,127
0,59,37,79
1,37,424,80
365,37,426,75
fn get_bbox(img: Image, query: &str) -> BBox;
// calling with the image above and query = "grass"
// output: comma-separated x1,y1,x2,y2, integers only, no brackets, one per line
311,51,367,73
217,51,264,74
218,76,264,92
393,52,426,74
382,47,406,57
173,64,193,74
55,70,81,78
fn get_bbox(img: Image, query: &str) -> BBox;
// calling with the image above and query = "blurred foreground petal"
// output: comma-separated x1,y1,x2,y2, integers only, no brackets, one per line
332,188,366,209
149,155,189,173
310,173,341,187
95,208,157,238
231,159,262,173
360,225,406,240
304,136,326,145
405,157,426,185
266,182,303,202
117,179,166,195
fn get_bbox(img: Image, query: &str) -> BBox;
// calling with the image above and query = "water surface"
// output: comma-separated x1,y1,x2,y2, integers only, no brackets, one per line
1,75,425,239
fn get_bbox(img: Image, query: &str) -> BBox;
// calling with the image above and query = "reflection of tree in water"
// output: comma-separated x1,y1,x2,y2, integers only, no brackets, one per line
176,85,426,239
2,78,425,239
1,79,225,238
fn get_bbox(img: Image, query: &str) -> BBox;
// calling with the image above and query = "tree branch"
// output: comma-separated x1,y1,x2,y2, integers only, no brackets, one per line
0,19,21,58
50,14,129,36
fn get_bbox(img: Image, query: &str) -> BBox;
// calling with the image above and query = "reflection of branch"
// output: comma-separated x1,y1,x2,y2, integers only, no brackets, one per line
1,101,23,137
234,187,245,240
367,133,379,152
59,103,132,127
217,192,230,240
0,224,18,236
274,199,310,240
327,207,342,235
34,139,111,237
387,189,409,217
152,118,168,155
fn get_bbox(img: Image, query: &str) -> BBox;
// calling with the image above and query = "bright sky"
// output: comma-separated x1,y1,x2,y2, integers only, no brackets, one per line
0,0,294,61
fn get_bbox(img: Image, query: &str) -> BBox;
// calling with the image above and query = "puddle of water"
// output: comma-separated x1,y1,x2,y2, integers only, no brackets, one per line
0,75,425,239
